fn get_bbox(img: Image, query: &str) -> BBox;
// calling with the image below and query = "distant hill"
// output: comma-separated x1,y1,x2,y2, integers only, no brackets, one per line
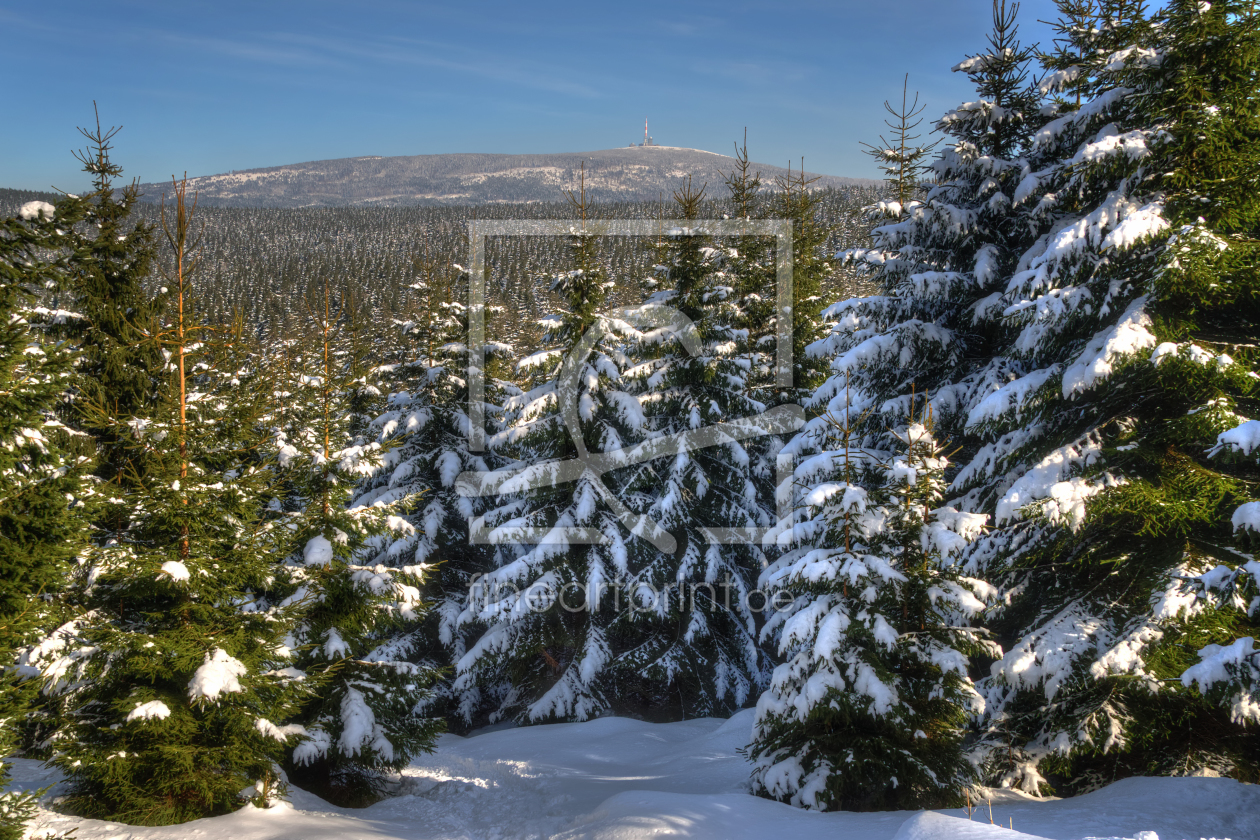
131,147,877,208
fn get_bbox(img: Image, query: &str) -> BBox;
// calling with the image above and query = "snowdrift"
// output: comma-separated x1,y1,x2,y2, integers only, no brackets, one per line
9,709,1254,839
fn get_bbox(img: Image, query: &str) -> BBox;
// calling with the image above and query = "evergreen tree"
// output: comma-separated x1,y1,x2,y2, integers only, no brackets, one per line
60,109,165,487
763,0,1040,804
718,136,790,582
1036,0,1101,110
401,247,457,369
20,180,308,825
616,179,770,716
353,286,516,725
0,200,91,840
862,75,941,213
810,0,1260,793
771,164,837,400
454,170,651,722
268,278,443,805
720,132,776,399
0,201,91,643
752,408,993,810
967,0,1260,790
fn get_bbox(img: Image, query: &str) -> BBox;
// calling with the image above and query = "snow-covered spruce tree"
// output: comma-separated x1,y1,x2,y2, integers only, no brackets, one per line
755,0,1037,804
454,174,651,722
725,149,844,535
796,0,1041,474
716,139,789,564
352,278,516,726
0,201,92,840
397,247,458,370
751,406,994,811
21,179,309,825
267,280,443,805
958,0,1260,790
615,179,770,717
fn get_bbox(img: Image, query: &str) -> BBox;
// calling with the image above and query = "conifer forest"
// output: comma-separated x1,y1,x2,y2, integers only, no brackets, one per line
3,1,1260,838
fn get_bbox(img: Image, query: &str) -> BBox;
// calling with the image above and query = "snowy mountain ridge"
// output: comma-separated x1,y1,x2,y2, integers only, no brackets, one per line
131,146,875,208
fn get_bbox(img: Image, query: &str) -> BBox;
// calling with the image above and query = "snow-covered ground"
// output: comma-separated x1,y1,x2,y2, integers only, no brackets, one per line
8,709,1256,840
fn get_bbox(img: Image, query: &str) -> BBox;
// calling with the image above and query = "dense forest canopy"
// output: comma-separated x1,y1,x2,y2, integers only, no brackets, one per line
0,185,876,357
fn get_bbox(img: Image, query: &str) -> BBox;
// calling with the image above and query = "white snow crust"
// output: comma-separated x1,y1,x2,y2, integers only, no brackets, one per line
996,433,1110,527
158,560,191,582
303,534,334,566
18,200,55,221
125,700,172,722
8,710,1257,840
1232,501,1260,534
1061,297,1156,399
967,366,1059,429
187,648,248,701
1213,419,1260,458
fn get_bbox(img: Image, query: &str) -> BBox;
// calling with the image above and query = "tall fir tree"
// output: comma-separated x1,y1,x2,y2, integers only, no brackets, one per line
1164,0,1260,737
771,164,837,401
60,109,165,488
616,179,770,716
718,136,791,584
20,180,308,825
352,284,516,726
762,0,1041,805
720,132,777,400
966,0,1260,790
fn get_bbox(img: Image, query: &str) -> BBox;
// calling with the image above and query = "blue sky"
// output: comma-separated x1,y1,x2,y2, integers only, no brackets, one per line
1,0,1061,192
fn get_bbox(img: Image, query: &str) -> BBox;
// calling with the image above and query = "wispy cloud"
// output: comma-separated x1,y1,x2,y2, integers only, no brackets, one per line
146,28,600,99
332,33,601,98
150,31,351,70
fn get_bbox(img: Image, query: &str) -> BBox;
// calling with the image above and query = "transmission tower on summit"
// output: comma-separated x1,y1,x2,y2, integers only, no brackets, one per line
637,118,656,147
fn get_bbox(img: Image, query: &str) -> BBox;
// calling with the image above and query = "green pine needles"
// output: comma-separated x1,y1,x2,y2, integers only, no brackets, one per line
9,9,1260,821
